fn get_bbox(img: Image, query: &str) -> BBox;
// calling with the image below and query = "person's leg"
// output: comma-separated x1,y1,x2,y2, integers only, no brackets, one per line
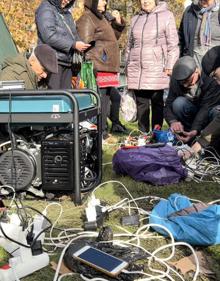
109,87,127,133
99,87,111,136
47,65,72,89
172,96,198,131
151,90,164,130
208,104,220,121
109,87,121,124
47,64,63,89
60,66,73,89
134,90,150,133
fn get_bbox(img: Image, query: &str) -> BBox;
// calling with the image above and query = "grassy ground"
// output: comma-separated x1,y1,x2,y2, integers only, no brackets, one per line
1,122,220,281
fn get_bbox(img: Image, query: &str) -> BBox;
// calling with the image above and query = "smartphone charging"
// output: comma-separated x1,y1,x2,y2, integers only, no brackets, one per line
72,245,128,277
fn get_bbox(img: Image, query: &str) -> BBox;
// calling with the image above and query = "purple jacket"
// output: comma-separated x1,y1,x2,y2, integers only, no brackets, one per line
126,2,179,90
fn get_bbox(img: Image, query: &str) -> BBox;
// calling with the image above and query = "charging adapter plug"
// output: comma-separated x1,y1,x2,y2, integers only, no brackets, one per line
83,221,98,231
85,205,97,222
121,215,140,226
88,194,101,208
31,240,43,256
85,194,102,223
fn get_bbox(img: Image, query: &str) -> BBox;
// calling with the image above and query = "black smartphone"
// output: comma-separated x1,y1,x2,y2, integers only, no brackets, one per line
84,41,96,53
73,245,128,277
89,41,96,47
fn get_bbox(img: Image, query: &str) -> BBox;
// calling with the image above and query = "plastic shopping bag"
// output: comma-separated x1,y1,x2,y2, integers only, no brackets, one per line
120,88,137,122
78,61,97,92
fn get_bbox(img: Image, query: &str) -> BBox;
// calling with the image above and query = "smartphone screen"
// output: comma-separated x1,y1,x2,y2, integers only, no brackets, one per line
73,246,128,276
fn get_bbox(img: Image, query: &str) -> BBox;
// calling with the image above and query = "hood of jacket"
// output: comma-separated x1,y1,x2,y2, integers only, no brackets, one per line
48,0,75,13
139,1,168,15
84,0,107,19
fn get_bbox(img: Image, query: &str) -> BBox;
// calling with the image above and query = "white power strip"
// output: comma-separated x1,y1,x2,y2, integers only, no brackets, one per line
0,214,49,281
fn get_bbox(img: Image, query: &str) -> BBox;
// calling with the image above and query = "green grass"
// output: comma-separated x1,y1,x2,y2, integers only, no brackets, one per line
1,122,220,280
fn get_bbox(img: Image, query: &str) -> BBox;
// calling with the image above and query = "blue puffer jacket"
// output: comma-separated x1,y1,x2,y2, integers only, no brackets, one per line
35,0,81,65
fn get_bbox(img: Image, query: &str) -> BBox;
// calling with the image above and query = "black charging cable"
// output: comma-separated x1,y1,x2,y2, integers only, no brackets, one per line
0,205,52,249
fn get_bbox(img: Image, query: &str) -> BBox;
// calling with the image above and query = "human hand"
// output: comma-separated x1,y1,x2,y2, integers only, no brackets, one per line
112,10,121,24
181,141,202,160
191,141,202,154
176,130,198,143
164,69,172,76
170,121,184,133
75,41,91,52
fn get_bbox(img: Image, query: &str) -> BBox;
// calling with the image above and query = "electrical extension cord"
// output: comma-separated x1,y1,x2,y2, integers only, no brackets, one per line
0,213,49,281
0,253,49,281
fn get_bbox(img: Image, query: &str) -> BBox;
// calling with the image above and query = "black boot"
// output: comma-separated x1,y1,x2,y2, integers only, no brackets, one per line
111,122,128,133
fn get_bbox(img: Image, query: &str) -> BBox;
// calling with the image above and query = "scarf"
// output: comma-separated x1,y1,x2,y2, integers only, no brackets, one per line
199,1,219,46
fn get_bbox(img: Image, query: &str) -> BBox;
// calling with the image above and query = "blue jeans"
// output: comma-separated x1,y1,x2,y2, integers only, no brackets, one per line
172,96,199,131
209,105,220,121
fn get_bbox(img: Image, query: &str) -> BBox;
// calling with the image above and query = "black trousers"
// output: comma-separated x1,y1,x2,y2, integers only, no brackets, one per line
99,87,111,133
109,87,121,124
134,89,164,133
47,64,73,89
99,87,122,133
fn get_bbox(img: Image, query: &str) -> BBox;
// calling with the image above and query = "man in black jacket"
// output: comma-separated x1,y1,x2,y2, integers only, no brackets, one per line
164,48,220,144
189,45,220,155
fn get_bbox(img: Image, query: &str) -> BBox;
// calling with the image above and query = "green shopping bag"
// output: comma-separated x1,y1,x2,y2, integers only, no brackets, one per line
78,61,97,92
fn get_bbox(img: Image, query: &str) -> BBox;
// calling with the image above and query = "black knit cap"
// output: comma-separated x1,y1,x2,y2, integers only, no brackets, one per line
172,56,197,81
34,44,58,74
202,46,220,76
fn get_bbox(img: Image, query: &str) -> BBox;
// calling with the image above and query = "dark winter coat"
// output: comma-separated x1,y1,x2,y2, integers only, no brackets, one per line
164,73,220,132
76,0,125,73
126,2,179,90
198,112,220,147
0,54,38,89
35,0,81,65
179,4,200,56
179,3,220,57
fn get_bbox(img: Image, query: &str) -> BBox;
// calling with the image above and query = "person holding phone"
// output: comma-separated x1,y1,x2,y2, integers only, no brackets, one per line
76,0,125,139
35,0,91,89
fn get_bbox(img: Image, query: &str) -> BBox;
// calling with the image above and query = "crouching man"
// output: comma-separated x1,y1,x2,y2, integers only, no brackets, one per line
0,44,58,89
184,47,220,157
164,48,220,145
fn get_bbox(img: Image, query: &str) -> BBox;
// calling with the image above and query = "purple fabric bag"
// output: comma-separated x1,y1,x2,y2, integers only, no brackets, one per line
112,145,187,185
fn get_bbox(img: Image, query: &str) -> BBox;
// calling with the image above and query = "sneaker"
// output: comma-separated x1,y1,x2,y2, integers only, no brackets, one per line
111,122,128,133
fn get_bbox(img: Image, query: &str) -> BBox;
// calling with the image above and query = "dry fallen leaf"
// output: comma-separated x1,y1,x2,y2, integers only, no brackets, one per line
169,251,215,278
50,261,72,275
169,256,196,275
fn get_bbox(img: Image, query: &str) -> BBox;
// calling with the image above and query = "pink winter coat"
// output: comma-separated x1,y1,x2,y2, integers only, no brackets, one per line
126,2,179,90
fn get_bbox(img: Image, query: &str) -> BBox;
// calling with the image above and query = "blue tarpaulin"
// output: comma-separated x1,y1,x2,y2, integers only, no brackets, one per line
149,193,220,245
